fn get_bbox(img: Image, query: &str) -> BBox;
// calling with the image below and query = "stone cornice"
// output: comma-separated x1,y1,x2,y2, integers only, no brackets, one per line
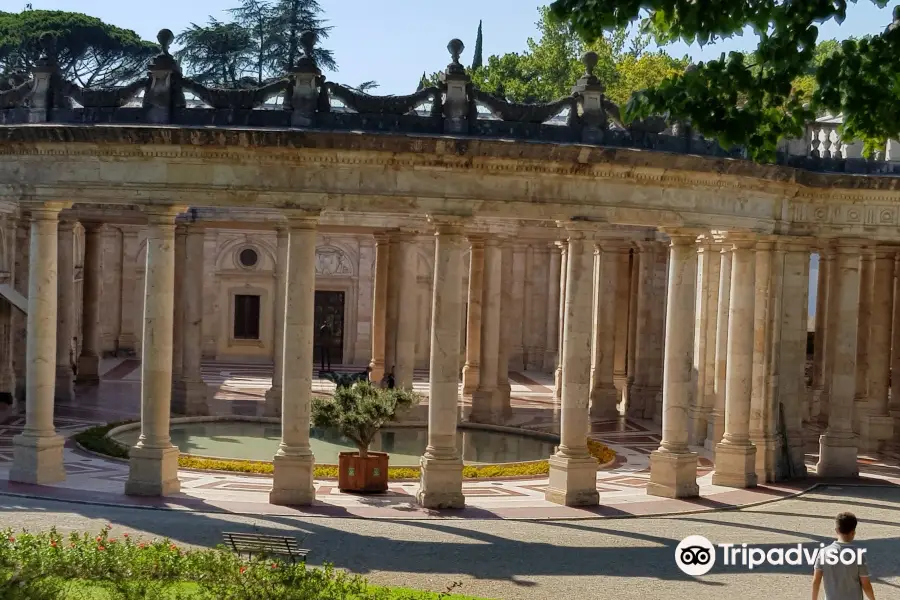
1,124,899,197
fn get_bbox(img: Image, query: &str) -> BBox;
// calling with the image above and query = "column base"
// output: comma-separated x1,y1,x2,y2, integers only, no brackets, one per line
750,434,780,483
589,385,619,420
544,453,599,506
75,354,100,384
859,414,894,452
653,393,663,424
712,442,758,488
815,432,859,478
10,433,65,485
647,449,699,498
263,386,282,418
172,379,209,416
116,334,138,356
688,406,710,446
461,364,480,396
417,454,465,509
704,410,725,451
54,368,74,403
125,444,180,496
627,385,659,419
269,453,315,506
783,436,809,480
368,359,384,388
543,352,558,373
468,389,507,424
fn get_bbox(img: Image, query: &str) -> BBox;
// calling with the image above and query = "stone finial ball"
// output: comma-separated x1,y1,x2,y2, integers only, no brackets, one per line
300,30,319,51
581,51,599,75
685,63,698,73
447,38,465,60
157,29,174,52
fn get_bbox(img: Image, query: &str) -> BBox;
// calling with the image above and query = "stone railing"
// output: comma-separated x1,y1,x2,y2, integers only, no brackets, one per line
2,29,900,175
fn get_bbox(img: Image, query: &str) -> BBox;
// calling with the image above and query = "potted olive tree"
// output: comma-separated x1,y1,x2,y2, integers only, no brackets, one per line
311,380,420,492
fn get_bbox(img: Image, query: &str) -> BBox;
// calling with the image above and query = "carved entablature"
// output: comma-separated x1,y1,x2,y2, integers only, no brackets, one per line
315,245,354,276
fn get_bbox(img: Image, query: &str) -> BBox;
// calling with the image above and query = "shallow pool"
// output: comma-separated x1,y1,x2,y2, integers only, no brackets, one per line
112,421,556,466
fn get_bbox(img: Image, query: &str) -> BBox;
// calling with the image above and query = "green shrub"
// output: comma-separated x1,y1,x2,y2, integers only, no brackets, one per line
0,526,484,599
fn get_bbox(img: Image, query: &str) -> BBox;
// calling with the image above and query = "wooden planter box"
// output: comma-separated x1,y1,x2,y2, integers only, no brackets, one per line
338,451,389,493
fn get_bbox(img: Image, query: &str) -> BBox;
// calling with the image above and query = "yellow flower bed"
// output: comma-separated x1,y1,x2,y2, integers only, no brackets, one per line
76,424,616,480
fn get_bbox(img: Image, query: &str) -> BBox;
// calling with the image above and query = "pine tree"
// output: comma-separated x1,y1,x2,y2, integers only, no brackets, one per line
471,20,483,70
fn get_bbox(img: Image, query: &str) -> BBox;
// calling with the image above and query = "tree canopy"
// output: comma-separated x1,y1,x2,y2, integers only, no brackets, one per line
0,9,157,89
427,8,687,107
548,0,900,160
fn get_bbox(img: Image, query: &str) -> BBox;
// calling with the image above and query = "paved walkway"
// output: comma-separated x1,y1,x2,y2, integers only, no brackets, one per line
0,485,897,599
1,358,897,520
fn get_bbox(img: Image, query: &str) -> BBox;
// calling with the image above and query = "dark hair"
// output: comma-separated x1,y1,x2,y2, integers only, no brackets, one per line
836,512,858,535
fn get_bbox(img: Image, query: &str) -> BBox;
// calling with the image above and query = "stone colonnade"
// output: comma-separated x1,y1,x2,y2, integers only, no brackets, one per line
6,201,900,507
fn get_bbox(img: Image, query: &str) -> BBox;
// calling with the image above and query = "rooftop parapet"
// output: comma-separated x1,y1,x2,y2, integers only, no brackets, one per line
1,29,899,175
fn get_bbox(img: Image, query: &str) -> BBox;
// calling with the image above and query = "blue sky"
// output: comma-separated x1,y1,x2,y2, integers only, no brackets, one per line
17,1,897,94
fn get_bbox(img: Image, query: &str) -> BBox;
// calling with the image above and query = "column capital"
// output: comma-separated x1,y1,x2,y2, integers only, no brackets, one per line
833,238,867,254
873,245,897,260
20,201,72,217
427,214,468,235
142,204,185,226
57,218,77,232
79,221,107,233
659,227,706,242
174,223,188,236
467,235,485,249
372,231,391,244
283,209,320,229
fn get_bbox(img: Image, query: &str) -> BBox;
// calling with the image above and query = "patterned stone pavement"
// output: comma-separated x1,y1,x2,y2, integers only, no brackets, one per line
0,358,897,520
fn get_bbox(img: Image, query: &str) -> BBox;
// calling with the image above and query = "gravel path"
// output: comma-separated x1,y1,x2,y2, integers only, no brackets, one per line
0,485,897,600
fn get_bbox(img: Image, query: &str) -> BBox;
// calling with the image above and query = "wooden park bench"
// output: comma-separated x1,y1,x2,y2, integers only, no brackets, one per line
222,532,310,564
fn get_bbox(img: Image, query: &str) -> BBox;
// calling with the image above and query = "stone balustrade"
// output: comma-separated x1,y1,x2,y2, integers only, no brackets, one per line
2,29,899,175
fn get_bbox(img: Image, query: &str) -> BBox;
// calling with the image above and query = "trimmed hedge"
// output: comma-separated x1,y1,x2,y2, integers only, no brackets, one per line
74,423,616,480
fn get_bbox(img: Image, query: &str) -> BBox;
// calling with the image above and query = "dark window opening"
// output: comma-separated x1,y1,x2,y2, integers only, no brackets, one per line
233,294,261,340
239,248,258,268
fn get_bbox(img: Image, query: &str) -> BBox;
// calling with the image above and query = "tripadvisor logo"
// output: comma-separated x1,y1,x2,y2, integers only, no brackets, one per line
675,535,866,577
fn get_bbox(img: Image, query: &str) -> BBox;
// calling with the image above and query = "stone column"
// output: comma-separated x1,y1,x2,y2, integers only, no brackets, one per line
706,245,732,450
496,242,513,407
554,241,568,400
816,241,862,478
0,218,14,405
171,225,186,387
630,241,659,417
821,247,841,425
860,247,894,450
76,222,103,384
613,247,630,398
777,240,811,478
173,226,208,416
461,237,484,395
264,226,289,417
811,246,831,419
701,246,721,441
470,239,503,423
368,233,389,384
625,248,639,404
417,217,466,509
10,202,70,485
689,242,712,443
384,232,400,376
589,241,619,419
749,240,778,481
394,232,417,389
713,239,758,488
117,229,140,355
545,227,599,507
891,253,900,419
544,243,562,371
854,246,875,433
124,206,183,497
648,232,700,499
54,219,76,402
270,212,320,506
